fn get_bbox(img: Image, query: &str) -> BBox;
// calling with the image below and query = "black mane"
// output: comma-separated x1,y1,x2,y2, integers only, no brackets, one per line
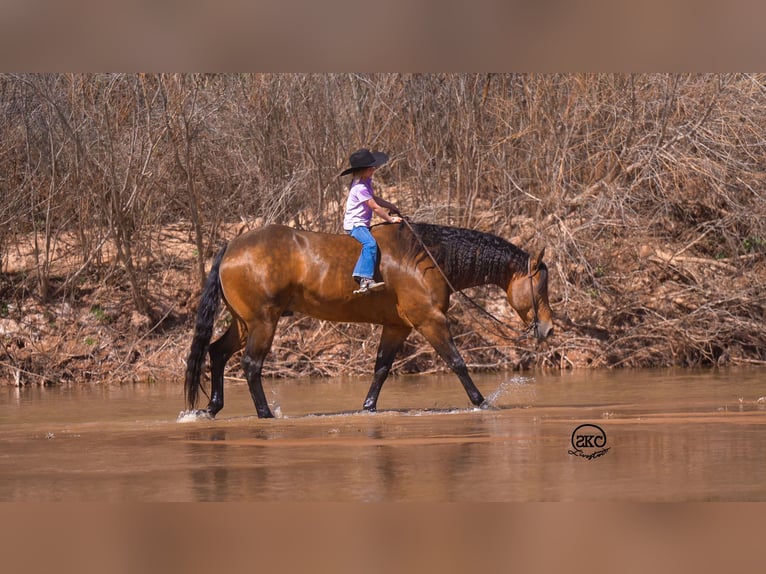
403,223,529,290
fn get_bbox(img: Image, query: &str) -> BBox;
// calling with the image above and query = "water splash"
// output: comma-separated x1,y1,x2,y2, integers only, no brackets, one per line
176,409,213,423
484,375,532,407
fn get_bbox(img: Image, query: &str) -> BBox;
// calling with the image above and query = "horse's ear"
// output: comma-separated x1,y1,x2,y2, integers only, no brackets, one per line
529,246,546,273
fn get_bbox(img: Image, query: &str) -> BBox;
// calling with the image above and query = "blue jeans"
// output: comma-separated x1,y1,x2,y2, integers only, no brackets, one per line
348,226,378,280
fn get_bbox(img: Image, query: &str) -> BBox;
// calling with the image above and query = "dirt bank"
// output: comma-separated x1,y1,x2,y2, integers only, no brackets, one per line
2,214,764,387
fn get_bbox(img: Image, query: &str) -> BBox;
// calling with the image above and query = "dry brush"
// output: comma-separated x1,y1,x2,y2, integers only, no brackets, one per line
2,73,765,385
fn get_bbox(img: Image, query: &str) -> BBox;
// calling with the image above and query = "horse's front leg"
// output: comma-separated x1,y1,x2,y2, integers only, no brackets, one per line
416,317,487,408
363,325,412,412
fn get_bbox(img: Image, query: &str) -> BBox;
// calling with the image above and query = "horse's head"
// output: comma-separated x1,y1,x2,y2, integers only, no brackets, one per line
506,247,554,340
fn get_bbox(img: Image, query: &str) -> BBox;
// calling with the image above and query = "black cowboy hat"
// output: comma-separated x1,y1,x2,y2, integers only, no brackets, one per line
339,148,389,176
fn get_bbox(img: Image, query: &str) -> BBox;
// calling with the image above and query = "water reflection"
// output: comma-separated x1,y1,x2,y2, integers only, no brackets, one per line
1,368,765,501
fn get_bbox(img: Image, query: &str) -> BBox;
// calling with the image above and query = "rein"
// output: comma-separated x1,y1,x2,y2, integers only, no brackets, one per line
400,217,539,342
528,259,541,339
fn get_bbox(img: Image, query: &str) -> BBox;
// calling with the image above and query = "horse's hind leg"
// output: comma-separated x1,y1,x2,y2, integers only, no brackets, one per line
241,317,280,418
416,317,486,408
207,319,245,417
363,325,411,412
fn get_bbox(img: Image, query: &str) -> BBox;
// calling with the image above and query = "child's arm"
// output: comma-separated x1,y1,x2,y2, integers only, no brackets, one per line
372,195,401,215
365,197,402,223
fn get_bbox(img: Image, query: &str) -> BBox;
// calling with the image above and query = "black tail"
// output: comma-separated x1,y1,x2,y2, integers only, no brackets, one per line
184,244,227,410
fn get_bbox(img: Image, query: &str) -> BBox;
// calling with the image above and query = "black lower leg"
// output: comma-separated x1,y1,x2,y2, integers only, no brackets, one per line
207,378,224,417
363,368,389,412
205,325,243,418
207,353,227,417
451,360,486,407
242,354,273,418
363,326,410,412
427,329,486,408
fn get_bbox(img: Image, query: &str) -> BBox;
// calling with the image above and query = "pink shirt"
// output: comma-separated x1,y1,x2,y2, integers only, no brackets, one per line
343,179,374,231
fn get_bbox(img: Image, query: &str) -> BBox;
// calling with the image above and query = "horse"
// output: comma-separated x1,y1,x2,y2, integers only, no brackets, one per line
184,221,554,418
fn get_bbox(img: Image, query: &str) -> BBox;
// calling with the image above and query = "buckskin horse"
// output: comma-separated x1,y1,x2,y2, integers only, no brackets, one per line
184,221,553,418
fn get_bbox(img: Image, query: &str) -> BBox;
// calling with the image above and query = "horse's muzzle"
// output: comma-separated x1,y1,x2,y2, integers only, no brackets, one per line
532,320,554,340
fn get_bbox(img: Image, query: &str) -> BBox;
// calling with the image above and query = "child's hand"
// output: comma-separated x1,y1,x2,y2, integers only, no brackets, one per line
390,215,403,223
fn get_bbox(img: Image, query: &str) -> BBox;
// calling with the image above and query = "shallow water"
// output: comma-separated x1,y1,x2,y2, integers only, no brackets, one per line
1,368,765,501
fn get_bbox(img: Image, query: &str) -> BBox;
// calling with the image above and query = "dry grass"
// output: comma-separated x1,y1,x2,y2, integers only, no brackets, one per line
2,73,766,385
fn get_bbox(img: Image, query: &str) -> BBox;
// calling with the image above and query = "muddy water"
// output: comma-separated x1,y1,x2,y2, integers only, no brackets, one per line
1,369,765,501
